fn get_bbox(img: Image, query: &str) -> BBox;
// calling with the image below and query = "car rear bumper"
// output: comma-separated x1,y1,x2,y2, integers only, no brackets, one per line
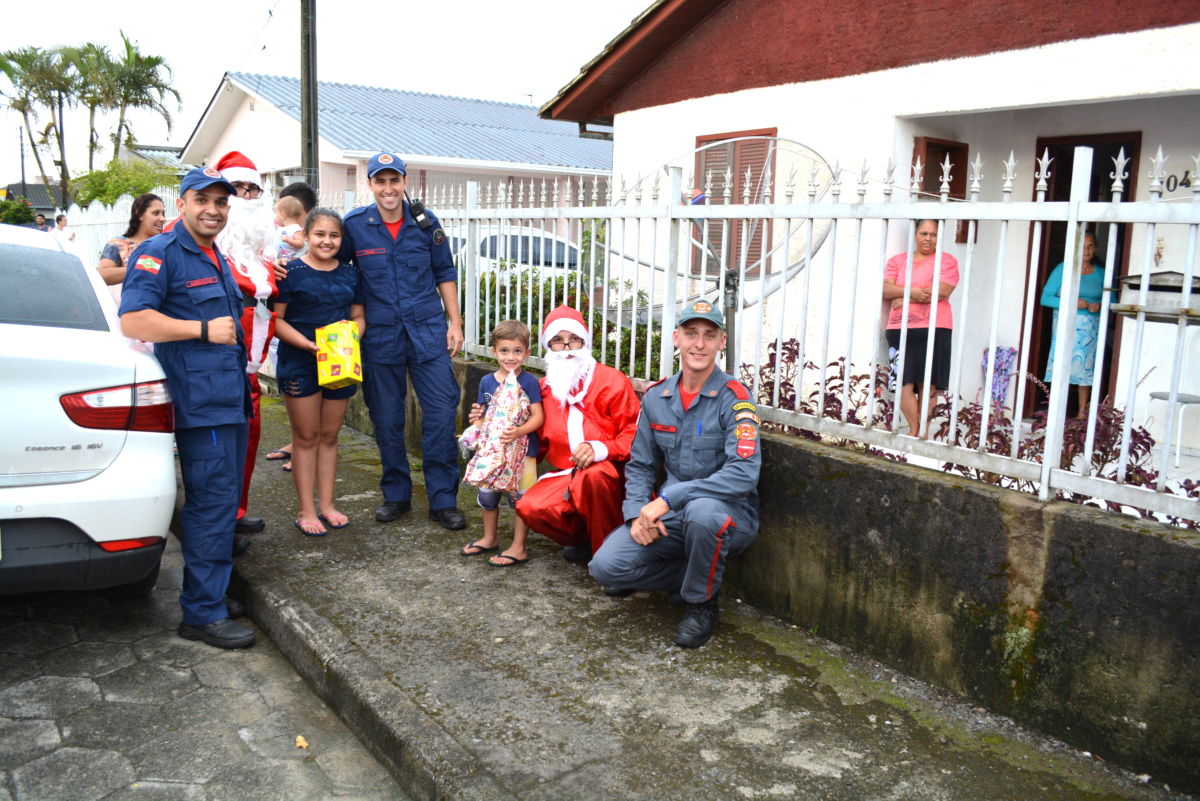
1,432,176,544
0,518,165,594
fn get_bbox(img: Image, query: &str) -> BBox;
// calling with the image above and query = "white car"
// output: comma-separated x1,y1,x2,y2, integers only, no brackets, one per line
0,224,176,595
448,225,580,276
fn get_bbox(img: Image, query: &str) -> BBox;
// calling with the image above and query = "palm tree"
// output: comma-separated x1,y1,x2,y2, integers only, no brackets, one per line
0,47,54,191
110,31,180,162
28,47,77,205
65,43,116,172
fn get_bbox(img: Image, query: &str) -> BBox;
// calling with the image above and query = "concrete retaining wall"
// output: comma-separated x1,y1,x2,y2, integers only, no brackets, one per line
325,358,1200,792
730,432,1200,793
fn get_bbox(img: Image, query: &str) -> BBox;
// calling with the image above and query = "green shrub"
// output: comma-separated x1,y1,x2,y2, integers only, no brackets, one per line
0,197,35,225
73,159,176,207
469,266,666,378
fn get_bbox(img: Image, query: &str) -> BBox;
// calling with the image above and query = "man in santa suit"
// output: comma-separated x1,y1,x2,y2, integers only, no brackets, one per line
513,306,640,562
165,152,280,546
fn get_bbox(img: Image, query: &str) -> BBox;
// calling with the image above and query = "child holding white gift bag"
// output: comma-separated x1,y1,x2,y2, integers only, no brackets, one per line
459,320,544,566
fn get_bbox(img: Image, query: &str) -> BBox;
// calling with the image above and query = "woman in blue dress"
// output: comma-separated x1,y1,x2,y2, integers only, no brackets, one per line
274,209,364,536
1040,232,1114,416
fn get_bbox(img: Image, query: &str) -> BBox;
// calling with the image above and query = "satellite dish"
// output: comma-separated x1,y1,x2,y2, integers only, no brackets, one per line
600,137,834,323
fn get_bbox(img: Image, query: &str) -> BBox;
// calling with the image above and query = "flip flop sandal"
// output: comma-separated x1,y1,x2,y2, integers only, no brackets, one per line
460,541,499,557
489,553,529,567
265,448,291,461
281,462,292,473
294,519,326,537
318,513,350,530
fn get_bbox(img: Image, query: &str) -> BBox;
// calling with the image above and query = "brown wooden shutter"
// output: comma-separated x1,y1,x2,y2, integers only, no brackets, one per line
693,128,777,276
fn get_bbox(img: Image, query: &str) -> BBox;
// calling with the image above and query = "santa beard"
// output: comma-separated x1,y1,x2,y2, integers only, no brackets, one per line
544,348,596,403
217,197,277,292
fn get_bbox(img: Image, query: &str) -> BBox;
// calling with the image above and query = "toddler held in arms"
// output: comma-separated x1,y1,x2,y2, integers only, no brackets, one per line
275,196,306,261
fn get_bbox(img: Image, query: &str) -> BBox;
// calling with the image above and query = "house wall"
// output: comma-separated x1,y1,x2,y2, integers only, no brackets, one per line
609,0,1200,115
609,23,1200,449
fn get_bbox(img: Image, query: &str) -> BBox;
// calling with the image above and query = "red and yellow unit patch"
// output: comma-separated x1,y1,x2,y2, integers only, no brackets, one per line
735,420,758,458
134,255,161,274
203,167,221,178
693,300,712,313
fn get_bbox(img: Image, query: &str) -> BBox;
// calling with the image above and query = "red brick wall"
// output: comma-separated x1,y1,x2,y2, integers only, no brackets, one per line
612,0,1200,114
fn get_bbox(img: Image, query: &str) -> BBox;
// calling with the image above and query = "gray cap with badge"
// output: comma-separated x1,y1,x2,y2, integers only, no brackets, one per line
677,298,725,329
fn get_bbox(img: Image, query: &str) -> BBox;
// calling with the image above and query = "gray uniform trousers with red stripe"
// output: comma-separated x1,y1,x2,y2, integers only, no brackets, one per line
590,498,754,602
589,367,760,604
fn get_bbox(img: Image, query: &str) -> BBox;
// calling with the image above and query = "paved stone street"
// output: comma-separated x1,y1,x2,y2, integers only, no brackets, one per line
0,537,409,801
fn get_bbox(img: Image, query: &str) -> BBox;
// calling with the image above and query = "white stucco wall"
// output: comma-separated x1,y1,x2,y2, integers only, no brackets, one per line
608,22,1200,452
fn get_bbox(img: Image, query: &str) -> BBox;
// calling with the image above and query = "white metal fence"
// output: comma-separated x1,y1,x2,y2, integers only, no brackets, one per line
431,145,1198,525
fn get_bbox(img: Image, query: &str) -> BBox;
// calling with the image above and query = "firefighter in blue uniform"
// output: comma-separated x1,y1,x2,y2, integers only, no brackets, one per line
590,300,761,648
342,153,467,530
119,167,255,650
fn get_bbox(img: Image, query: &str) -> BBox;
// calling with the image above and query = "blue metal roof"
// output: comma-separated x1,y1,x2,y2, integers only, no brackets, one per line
229,73,612,171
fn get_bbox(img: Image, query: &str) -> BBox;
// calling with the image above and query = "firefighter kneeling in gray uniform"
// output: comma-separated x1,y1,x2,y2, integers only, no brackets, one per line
589,299,761,648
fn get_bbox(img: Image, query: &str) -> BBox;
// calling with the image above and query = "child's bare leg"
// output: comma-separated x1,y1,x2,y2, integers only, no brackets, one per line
500,515,529,561
315,397,349,524
461,494,500,555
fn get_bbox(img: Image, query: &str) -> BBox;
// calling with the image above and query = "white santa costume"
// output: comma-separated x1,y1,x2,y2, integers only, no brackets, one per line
514,306,640,555
215,151,280,521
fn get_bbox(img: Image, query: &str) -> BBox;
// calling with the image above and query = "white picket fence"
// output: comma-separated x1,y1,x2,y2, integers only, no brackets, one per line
54,186,180,268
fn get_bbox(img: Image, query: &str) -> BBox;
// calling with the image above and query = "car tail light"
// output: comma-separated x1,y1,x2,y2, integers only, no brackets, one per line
60,381,175,432
98,536,165,552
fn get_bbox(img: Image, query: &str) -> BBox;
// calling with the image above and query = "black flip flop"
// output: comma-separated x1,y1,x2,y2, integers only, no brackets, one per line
460,541,498,557
489,553,529,567
265,448,291,461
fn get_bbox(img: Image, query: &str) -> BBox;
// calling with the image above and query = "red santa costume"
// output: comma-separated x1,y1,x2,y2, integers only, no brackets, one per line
515,306,640,555
214,152,279,521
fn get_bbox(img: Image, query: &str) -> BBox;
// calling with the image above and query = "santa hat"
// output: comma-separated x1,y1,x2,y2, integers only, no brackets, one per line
215,151,261,187
540,305,591,350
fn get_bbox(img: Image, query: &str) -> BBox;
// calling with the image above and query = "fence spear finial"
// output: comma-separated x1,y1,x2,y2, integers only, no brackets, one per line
1148,146,1167,196
939,153,953,199
968,153,983,197
1110,147,1130,196
1035,148,1053,194
1002,151,1017,196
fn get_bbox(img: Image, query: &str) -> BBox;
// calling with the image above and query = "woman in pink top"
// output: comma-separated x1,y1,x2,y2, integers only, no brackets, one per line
881,219,959,438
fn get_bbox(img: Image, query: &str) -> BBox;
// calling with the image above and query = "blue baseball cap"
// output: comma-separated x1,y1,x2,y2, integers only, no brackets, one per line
367,152,407,178
678,298,725,329
180,166,236,195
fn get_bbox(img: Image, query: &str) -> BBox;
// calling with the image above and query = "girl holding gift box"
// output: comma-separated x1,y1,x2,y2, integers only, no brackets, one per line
274,208,365,536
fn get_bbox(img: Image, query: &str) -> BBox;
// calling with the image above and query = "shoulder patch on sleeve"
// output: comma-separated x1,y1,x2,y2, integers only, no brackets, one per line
731,401,756,413
725,379,750,400
134,255,162,274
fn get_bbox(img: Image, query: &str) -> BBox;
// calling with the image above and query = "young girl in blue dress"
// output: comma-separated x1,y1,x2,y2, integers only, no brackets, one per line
274,208,365,536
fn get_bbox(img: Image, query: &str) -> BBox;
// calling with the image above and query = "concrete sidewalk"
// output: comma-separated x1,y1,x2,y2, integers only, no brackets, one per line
233,397,1193,801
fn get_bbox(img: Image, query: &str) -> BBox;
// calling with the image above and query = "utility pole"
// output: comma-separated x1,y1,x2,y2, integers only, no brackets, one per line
300,0,319,191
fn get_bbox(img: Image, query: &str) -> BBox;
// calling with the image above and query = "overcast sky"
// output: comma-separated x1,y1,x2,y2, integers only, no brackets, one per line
1,0,650,191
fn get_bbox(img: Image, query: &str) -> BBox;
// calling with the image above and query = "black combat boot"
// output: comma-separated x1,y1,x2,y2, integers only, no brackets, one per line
673,596,719,648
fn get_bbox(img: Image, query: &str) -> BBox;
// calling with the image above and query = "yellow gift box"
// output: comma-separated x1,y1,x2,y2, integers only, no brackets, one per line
315,320,362,389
